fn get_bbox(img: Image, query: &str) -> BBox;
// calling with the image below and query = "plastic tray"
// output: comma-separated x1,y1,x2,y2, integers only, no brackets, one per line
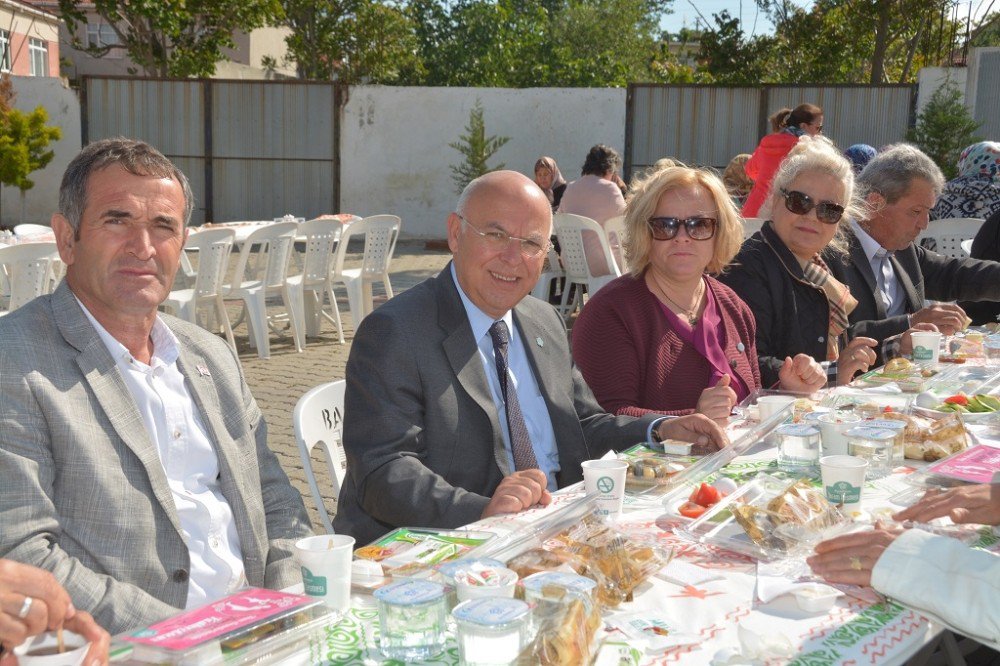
353,527,495,579
676,475,850,561
904,441,1000,489
619,444,698,497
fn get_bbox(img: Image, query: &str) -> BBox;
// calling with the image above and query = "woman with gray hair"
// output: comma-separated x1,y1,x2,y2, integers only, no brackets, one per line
720,136,880,387
572,166,824,424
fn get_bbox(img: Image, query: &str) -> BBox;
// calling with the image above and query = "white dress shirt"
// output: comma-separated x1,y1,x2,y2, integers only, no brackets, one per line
78,300,246,608
450,266,561,490
851,219,906,316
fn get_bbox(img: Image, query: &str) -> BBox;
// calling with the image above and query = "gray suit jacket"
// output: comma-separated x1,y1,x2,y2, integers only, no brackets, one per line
332,265,658,545
0,283,311,634
838,231,1000,350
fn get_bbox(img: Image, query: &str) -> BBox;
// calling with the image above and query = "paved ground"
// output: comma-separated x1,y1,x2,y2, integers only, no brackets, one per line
236,239,452,530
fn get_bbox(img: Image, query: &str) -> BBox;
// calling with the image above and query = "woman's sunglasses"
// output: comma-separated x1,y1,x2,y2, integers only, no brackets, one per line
780,189,845,224
647,216,717,241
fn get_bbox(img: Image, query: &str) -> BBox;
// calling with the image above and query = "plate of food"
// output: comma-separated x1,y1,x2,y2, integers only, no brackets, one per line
912,392,1000,424
677,477,850,560
853,357,937,392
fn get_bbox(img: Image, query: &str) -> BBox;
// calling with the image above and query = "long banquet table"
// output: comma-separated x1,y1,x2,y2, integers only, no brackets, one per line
113,357,1000,665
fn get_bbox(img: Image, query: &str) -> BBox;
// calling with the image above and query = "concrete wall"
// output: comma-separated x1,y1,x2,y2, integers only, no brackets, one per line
916,66,969,115
0,76,81,228
340,86,627,238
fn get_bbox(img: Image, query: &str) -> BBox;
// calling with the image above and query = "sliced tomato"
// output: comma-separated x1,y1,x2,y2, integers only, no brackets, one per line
678,501,708,519
689,482,722,507
944,394,970,405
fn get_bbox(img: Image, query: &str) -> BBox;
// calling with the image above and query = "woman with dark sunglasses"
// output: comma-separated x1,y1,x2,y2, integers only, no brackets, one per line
571,166,823,424
721,137,881,387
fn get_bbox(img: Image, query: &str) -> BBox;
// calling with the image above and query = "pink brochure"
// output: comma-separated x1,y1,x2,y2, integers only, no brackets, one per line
123,588,314,652
928,445,1000,484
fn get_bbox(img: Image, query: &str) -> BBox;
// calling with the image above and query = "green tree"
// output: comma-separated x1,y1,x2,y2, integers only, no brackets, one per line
58,0,283,77
0,106,61,223
699,0,960,84
906,80,981,179
280,0,420,82
449,99,509,194
404,0,673,87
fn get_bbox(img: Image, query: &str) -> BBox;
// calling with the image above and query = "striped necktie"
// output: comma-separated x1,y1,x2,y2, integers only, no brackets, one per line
488,320,539,471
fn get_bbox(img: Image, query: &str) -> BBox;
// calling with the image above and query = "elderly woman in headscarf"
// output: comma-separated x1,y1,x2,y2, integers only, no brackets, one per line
931,141,1000,220
844,144,877,175
533,156,568,212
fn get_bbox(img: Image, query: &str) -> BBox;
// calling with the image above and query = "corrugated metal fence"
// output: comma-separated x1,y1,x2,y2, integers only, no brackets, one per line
625,84,917,179
82,77,342,226
970,49,1000,142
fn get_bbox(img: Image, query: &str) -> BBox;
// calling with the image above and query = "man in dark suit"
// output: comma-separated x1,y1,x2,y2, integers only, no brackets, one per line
334,170,727,544
842,144,1000,354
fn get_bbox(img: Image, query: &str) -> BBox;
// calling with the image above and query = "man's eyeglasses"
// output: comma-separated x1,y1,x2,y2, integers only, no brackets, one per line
780,189,845,225
458,214,549,259
647,216,717,241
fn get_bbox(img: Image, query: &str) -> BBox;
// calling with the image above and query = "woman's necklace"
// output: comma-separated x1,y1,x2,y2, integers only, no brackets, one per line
651,275,704,326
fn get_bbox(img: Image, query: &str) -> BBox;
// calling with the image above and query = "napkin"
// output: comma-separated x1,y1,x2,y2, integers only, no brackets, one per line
656,559,725,587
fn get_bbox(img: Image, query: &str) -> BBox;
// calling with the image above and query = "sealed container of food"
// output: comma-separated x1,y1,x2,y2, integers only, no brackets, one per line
452,597,530,666
373,580,447,661
845,426,896,480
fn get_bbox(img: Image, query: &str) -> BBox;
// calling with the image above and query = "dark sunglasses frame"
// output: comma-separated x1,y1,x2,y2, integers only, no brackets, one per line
647,216,717,241
780,189,845,225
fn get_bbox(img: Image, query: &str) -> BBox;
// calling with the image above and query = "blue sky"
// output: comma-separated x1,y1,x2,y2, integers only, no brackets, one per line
660,0,990,37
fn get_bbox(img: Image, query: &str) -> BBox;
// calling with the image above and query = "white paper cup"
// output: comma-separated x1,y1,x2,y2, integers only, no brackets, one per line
581,459,628,519
817,412,861,456
295,534,355,612
910,331,942,365
756,395,796,423
14,631,89,666
820,455,868,514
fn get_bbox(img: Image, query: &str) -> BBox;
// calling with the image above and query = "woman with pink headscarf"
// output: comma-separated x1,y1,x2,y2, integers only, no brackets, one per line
931,141,1000,220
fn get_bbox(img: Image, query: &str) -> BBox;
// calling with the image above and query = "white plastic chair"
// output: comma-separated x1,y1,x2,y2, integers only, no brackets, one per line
603,214,628,273
917,217,985,258
224,221,302,359
286,218,351,348
161,228,236,349
331,214,400,330
13,223,51,239
0,242,59,314
742,217,765,238
531,246,565,301
552,213,621,318
293,380,347,534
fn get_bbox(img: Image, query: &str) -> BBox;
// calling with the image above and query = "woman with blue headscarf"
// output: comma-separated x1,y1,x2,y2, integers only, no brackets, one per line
931,141,1000,220
844,144,876,175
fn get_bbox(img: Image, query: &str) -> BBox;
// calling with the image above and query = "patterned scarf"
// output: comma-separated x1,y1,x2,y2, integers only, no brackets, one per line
802,255,858,361
762,226,857,361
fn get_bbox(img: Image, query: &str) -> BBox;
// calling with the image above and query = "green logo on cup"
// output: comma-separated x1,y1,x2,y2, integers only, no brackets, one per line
301,567,327,596
826,481,861,504
597,476,615,494
913,345,933,361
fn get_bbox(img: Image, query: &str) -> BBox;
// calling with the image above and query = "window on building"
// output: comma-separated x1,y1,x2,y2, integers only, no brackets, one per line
29,38,48,76
86,23,120,50
0,30,10,73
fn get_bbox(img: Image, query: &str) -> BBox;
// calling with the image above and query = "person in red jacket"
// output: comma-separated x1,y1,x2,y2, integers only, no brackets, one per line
571,166,827,424
742,103,824,218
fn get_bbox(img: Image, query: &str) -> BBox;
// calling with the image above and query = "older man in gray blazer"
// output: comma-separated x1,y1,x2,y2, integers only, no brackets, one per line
333,170,727,545
0,139,311,635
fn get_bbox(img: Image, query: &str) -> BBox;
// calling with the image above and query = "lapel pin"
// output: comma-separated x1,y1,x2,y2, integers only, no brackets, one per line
197,365,211,377
536,337,544,348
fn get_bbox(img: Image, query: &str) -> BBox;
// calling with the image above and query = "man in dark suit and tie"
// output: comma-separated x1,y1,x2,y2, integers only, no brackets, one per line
333,170,727,544
841,144,1000,357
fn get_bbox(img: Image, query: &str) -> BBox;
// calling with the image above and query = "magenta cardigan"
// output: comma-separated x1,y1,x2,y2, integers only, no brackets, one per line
571,273,761,417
